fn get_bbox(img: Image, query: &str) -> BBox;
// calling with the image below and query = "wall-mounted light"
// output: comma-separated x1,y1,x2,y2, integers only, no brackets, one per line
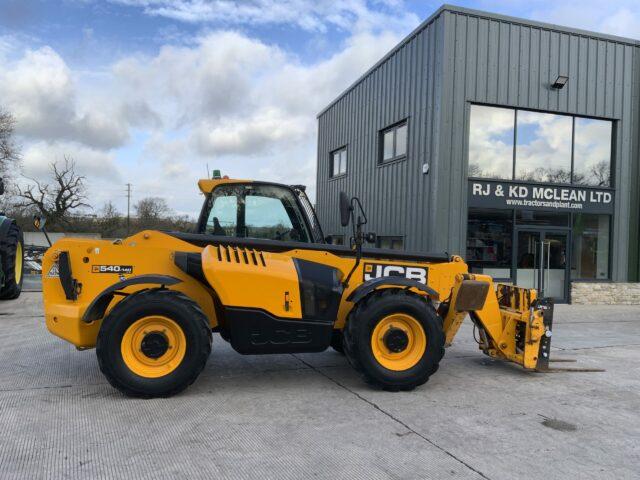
551,75,569,89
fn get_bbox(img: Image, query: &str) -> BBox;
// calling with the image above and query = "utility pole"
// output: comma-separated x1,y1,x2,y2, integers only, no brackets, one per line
126,183,132,236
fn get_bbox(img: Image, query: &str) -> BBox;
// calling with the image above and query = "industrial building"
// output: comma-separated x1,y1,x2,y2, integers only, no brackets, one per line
315,4,640,303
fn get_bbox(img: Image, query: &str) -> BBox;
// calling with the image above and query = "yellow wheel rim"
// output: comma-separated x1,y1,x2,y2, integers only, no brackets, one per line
121,316,187,378
15,242,22,285
371,313,427,371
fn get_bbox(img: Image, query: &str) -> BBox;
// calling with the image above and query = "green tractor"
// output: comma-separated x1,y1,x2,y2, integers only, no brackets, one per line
0,178,23,300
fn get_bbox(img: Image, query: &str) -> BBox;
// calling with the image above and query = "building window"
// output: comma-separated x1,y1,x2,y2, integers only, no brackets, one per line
571,214,610,280
376,236,404,250
466,208,513,279
380,120,408,163
515,111,572,182
468,105,613,186
468,105,514,179
327,235,344,245
573,118,612,186
331,147,347,178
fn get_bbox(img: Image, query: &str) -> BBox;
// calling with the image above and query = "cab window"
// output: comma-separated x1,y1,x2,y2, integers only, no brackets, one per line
203,184,311,242
207,195,236,235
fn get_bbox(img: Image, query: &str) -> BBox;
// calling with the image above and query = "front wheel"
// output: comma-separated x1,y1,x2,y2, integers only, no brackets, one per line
97,289,212,398
343,289,444,391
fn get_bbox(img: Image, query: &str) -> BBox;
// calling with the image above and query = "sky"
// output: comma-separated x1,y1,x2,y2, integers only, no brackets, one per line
1,0,639,217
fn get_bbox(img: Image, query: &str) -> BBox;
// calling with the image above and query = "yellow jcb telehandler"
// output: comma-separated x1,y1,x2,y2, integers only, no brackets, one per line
41,177,557,398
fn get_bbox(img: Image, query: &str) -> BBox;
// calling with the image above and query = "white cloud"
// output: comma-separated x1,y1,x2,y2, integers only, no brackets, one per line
0,46,128,149
111,0,420,34
1,5,416,215
110,28,404,206
21,141,122,182
476,0,640,39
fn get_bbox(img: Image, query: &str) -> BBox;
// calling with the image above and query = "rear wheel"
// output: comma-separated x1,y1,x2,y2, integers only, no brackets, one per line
0,222,24,300
343,289,444,391
97,289,212,398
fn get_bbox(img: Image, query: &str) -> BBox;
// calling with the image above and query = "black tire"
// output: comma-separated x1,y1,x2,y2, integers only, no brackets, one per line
96,289,212,398
343,289,445,391
330,330,345,354
0,222,23,300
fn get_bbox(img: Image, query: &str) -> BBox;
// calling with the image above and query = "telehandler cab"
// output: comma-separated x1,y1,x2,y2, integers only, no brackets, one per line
41,177,556,398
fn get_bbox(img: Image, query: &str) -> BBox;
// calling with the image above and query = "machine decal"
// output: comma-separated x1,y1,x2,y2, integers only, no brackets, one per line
92,265,134,274
46,262,59,278
363,263,428,284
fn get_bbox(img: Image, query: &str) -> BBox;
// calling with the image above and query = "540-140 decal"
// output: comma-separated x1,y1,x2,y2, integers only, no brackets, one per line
363,263,428,284
92,265,134,274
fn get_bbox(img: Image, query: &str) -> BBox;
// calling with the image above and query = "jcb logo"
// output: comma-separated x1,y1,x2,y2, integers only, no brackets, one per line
363,263,428,284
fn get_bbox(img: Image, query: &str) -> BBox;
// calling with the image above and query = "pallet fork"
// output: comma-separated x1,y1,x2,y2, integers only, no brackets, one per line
440,274,603,372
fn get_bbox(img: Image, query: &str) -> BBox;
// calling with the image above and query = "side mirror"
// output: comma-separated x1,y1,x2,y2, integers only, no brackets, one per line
33,216,46,231
339,191,352,227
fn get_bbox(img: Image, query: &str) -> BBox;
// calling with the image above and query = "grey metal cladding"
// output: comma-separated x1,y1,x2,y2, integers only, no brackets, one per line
439,9,638,281
316,5,640,281
316,13,446,252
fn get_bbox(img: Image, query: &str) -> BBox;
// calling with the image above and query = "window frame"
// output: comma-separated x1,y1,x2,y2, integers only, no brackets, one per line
379,119,408,165
467,103,614,188
198,183,315,242
330,146,348,179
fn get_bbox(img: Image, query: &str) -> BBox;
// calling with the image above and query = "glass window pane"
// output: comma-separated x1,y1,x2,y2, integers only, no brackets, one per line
340,149,347,174
243,186,311,242
332,151,340,176
329,235,344,245
468,105,514,179
571,214,610,280
245,196,294,240
466,208,513,278
207,195,237,235
573,118,612,186
515,111,572,183
383,130,394,161
395,124,407,157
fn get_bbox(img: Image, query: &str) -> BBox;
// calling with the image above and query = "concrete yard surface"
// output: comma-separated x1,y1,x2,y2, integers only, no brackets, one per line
1,293,639,479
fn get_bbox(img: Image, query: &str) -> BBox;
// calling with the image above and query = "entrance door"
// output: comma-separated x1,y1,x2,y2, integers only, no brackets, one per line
516,230,569,302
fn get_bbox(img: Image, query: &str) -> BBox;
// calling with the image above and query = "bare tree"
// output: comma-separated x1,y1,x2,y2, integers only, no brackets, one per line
99,201,122,238
590,160,610,186
16,156,90,228
544,167,572,184
0,109,20,176
135,197,170,221
134,197,172,230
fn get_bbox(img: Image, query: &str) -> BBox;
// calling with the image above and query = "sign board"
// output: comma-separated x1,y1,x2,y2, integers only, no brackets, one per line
468,179,614,214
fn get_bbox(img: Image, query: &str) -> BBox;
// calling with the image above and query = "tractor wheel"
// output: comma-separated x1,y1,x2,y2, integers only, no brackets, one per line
343,289,444,391
0,223,24,300
330,330,345,354
97,289,212,398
